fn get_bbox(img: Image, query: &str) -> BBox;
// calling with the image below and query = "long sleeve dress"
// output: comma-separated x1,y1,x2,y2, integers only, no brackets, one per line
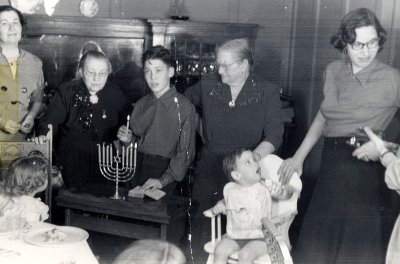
184,73,284,260
293,59,400,264
37,79,131,192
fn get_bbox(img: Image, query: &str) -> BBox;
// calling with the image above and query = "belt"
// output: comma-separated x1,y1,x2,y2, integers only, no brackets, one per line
138,152,170,161
324,137,353,150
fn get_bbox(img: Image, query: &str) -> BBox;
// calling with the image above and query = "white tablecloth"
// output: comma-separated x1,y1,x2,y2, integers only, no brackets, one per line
0,222,99,264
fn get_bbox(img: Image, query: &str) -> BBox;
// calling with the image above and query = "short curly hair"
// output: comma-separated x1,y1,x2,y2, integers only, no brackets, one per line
1,156,49,197
330,8,387,52
217,38,254,65
141,45,173,67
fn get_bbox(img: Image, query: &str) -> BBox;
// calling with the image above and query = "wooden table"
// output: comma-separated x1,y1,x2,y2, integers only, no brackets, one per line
55,189,189,241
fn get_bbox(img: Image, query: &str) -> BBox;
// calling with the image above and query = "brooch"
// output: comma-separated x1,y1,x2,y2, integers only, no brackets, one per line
89,94,98,104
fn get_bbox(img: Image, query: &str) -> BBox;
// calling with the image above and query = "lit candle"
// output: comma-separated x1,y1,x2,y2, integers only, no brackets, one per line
125,115,130,138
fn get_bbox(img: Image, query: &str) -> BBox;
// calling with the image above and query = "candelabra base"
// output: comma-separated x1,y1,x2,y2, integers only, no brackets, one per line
110,193,125,200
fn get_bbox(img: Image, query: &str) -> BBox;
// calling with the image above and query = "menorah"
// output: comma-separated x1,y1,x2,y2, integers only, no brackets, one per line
97,142,137,199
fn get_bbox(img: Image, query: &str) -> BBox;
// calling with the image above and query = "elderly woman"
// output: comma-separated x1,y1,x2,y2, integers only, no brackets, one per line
31,50,131,191
279,8,400,263
184,38,284,260
0,5,44,141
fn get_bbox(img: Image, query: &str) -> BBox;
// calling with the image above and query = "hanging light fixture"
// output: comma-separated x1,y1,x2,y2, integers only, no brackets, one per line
166,0,189,20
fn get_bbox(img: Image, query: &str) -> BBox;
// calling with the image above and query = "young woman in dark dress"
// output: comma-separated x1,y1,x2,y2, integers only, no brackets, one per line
279,8,400,263
31,50,131,191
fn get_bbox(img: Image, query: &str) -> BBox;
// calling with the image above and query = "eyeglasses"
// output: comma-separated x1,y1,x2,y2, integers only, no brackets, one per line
84,70,108,79
351,38,379,51
215,61,240,71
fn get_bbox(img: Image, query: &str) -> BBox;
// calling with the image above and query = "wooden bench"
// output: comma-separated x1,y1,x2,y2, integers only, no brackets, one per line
55,189,189,241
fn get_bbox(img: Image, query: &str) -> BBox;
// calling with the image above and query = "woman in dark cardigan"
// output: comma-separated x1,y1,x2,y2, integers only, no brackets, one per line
31,50,131,191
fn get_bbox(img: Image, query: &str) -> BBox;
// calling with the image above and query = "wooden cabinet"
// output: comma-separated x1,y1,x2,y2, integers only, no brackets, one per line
22,15,150,103
21,16,259,97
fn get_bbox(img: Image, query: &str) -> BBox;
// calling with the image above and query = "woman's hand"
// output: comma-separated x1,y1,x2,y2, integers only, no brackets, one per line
28,135,48,145
20,114,35,134
142,178,162,191
278,157,303,185
3,119,20,134
352,127,386,161
117,125,132,144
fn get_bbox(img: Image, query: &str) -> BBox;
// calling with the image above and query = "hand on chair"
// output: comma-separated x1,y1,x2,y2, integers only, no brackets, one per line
278,157,303,186
204,200,226,217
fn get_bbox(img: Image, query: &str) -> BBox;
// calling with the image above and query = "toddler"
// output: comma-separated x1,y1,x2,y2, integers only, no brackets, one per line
204,148,293,264
0,156,49,223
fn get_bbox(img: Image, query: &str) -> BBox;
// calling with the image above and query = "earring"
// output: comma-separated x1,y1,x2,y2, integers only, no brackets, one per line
343,48,347,54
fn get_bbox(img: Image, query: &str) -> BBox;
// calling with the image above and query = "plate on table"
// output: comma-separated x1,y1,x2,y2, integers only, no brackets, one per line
24,226,89,247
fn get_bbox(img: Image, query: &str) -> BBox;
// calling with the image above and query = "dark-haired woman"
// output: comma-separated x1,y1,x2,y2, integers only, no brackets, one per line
279,8,400,263
0,5,44,141
31,50,131,191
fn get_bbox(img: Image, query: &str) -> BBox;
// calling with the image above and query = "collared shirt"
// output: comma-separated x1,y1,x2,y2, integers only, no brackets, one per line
130,87,196,182
185,73,283,154
320,59,400,137
0,48,44,141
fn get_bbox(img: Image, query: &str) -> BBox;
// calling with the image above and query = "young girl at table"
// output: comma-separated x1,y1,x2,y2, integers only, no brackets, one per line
204,148,293,264
0,156,49,222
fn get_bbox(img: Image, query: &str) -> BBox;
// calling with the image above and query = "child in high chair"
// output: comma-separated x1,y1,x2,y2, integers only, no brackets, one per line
204,148,293,264
0,156,49,223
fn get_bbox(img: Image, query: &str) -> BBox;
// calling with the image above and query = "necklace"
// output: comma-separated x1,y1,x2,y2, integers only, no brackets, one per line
228,100,235,108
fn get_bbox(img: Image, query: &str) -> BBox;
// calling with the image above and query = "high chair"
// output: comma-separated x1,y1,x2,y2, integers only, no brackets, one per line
203,154,302,264
0,125,53,221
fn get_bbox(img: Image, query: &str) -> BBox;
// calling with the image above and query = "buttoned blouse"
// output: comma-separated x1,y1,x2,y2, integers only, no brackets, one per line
185,74,283,154
130,87,196,182
0,49,44,140
320,59,400,137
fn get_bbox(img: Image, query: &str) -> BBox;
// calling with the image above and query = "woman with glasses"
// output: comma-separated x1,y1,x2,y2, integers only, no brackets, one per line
278,8,400,263
184,38,284,260
0,5,44,141
31,50,131,190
